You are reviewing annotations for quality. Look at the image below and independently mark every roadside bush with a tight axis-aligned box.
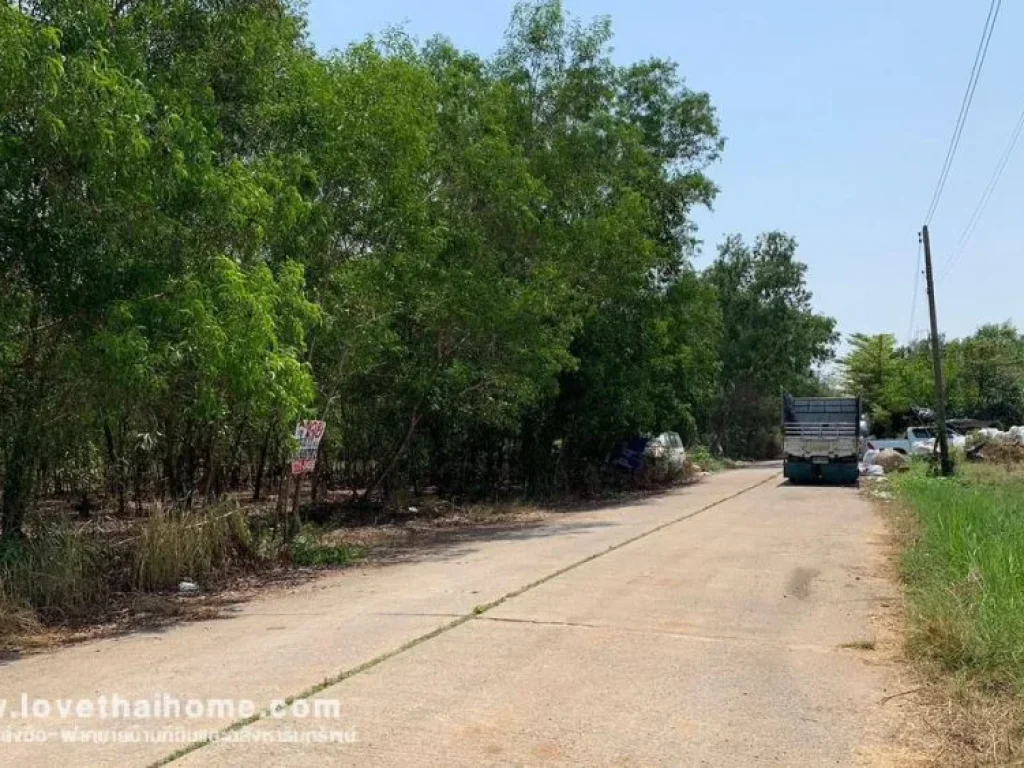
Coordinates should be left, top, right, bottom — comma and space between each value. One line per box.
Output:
0, 504, 265, 635
628, 458, 693, 490
687, 445, 724, 472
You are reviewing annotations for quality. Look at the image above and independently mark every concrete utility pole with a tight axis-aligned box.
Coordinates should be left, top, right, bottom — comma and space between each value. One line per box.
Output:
921, 225, 953, 476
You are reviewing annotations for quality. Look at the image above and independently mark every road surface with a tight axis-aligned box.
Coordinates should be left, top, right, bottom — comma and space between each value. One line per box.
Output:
1, 466, 919, 766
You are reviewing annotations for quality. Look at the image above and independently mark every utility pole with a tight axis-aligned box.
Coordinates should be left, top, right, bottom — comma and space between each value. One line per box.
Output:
921, 225, 952, 476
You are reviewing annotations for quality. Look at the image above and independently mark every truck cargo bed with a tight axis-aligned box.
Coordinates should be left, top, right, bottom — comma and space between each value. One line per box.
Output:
782, 394, 861, 484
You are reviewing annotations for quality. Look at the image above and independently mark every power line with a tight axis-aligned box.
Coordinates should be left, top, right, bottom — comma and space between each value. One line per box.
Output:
939, 103, 1024, 281
922, 0, 1002, 225
907, 237, 922, 345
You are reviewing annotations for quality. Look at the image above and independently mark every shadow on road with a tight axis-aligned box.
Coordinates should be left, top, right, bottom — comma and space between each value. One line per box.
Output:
776, 479, 861, 490
2, 475, 742, 657
367, 519, 621, 566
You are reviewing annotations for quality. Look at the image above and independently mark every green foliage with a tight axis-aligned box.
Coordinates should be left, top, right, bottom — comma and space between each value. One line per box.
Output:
687, 445, 725, 473
842, 334, 902, 428
703, 233, 838, 457
947, 323, 1024, 425
0, 0, 320, 532
0, 0, 837, 543
841, 323, 1024, 435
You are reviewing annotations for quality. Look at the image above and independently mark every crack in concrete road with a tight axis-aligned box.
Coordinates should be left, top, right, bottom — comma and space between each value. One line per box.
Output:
154, 471, 779, 766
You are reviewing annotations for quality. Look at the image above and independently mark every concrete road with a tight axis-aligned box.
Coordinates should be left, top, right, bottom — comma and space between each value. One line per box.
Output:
0, 467, 914, 766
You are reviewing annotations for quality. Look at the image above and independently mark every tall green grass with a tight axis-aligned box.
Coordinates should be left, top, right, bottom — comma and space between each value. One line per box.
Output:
895, 465, 1024, 689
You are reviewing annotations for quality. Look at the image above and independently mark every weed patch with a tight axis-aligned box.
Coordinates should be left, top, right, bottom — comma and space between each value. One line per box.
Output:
289, 526, 364, 568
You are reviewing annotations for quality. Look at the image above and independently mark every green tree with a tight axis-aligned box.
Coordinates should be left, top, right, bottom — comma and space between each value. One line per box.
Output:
705, 232, 838, 457
0, 0, 319, 539
0, 0, 845, 538
953, 323, 1024, 425
841, 333, 900, 428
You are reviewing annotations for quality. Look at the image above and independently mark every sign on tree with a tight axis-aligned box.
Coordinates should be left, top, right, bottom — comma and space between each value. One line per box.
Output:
290, 420, 326, 475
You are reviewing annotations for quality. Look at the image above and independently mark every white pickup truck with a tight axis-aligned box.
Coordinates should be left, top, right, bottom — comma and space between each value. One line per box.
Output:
865, 426, 966, 456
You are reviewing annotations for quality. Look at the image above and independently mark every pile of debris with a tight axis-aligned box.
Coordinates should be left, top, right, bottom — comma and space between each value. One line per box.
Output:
966, 427, 1024, 464
860, 448, 911, 477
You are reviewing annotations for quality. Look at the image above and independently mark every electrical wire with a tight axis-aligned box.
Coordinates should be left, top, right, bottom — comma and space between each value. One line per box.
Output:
939, 103, 1024, 281
922, 0, 1002, 225
907, 237, 923, 345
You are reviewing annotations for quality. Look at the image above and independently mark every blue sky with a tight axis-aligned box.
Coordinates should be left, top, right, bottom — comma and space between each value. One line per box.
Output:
305, 1, 1023, 343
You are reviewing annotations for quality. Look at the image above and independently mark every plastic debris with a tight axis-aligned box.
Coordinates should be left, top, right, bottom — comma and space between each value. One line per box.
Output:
967, 426, 1024, 463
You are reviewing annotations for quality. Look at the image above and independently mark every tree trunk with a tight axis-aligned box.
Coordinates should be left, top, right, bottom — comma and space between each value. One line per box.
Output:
310, 455, 323, 503
200, 435, 218, 502
1, 430, 35, 547
275, 464, 288, 517
363, 411, 421, 503
252, 428, 271, 501
103, 420, 126, 516
225, 422, 247, 494
290, 472, 303, 538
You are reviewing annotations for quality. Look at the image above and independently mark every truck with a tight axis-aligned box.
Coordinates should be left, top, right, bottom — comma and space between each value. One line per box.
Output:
864, 426, 966, 456
782, 394, 861, 484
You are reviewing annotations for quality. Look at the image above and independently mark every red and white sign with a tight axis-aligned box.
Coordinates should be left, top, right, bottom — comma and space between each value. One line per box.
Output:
290, 420, 326, 475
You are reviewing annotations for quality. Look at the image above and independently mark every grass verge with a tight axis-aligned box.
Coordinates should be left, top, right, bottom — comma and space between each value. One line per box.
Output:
894, 464, 1024, 686
891, 462, 1024, 762
133, 507, 258, 592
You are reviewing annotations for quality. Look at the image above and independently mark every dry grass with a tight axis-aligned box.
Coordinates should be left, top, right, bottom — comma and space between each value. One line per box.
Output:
132, 506, 258, 592
0, 598, 43, 649
926, 677, 1024, 766
0, 502, 267, 649
968, 441, 1024, 465
0, 525, 107, 619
